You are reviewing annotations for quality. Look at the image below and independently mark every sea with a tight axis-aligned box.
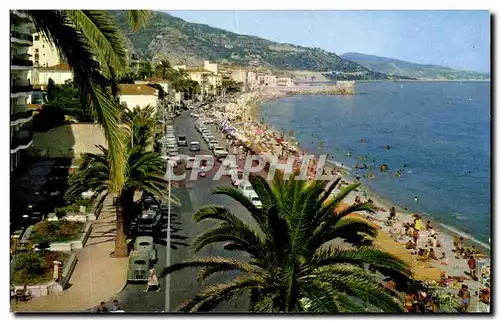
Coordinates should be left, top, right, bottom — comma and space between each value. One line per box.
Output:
260, 81, 491, 245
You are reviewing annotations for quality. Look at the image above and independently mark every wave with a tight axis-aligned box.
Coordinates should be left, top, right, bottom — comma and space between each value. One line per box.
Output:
439, 223, 490, 250
326, 159, 352, 171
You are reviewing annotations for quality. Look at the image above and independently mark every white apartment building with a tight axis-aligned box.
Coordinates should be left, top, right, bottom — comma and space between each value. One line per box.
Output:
29, 32, 61, 67
35, 63, 73, 85
10, 10, 35, 171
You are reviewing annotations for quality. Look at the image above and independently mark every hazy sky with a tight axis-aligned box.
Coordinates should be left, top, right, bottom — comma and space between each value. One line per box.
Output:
167, 10, 491, 73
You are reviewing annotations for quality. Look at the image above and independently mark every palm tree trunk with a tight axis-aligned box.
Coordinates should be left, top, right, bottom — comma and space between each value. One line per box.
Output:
113, 193, 128, 257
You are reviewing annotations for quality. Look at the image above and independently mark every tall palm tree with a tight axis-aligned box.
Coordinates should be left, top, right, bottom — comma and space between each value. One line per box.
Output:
160, 172, 410, 312
24, 10, 149, 193
66, 144, 179, 257
155, 59, 173, 80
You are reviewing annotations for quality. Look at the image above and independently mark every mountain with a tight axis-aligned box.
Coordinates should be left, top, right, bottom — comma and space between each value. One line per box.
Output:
108, 11, 412, 81
341, 52, 490, 81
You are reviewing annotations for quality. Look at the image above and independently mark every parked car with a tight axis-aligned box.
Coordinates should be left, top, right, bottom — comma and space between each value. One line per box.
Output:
250, 194, 263, 209
231, 169, 244, 187
134, 236, 157, 262
238, 181, 256, 199
189, 141, 200, 151
208, 139, 219, 151
136, 209, 162, 235
213, 146, 228, 158
177, 135, 187, 146
127, 251, 150, 282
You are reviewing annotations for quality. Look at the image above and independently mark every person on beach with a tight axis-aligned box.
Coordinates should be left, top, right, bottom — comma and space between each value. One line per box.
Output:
426, 220, 433, 230
440, 252, 448, 265
414, 217, 423, 231
458, 284, 471, 312
412, 228, 420, 245
429, 248, 439, 260
467, 256, 477, 279
388, 206, 396, 224
354, 195, 361, 204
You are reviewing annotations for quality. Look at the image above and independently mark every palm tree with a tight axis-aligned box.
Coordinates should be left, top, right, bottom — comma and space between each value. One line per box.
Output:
66, 143, 179, 257
154, 59, 173, 80
25, 9, 150, 194
122, 105, 161, 152
160, 172, 410, 312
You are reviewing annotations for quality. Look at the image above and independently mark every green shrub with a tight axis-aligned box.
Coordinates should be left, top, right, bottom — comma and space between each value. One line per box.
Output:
15, 252, 47, 276
37, 239, 51, 252
55, 208, 67, 220
30, 220, 85, 243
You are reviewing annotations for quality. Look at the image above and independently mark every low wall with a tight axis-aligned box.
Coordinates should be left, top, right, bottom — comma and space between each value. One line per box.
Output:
49, 222, 92, 252
12, 252, 78, 297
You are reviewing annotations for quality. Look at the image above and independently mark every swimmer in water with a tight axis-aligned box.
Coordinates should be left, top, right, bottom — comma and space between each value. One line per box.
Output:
414, 196, 419, 202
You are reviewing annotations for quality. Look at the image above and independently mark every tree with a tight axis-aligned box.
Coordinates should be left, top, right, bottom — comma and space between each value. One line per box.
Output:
154, 59, 173, 80
25, 9, 150, 195
66, 143, 179, 257
44, 81, 93, 122
137, 61, 153, 80
160, 172, 410, 312
122, 104, 161, 152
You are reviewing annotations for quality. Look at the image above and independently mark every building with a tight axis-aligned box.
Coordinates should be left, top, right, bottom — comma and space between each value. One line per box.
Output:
277, 76, 294, 87
118, 84, 159, 111
257, 74, 278, 87
10, 10, 35, 171
29, 32, 61, 67
135, 78, 175, 105
33, 63, 73, 85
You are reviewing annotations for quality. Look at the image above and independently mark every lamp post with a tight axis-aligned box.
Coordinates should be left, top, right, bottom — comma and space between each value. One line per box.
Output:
165, 159, 172, 312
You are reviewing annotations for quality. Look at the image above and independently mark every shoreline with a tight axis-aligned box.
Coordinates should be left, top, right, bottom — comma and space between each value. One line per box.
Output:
252, 90, 490, 254
212, 90, 490, 306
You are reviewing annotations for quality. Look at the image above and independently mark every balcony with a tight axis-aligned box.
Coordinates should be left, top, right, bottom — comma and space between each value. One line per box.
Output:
11, 132, 34, 154
10, 31, 33, 45
11, 10, 30, 20
10, 110, 33, 126
11, 55, 33, 69
11, 81, 33, 94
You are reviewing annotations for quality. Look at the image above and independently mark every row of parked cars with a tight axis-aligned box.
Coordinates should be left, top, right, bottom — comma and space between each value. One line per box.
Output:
195, 121, 228, 161
128, 191, 174, 282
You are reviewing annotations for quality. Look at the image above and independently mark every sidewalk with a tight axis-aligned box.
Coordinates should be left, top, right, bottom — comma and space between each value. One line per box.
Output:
12, 197, 128, 312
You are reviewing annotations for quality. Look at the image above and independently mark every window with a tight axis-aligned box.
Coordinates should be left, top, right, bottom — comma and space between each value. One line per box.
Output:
35, 48, 39, 53
34, 35, 39, 41
42, 45, 44, 48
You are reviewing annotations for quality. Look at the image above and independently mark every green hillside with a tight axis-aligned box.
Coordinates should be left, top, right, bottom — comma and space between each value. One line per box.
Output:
108, 10, 412, 80
341, 52, 490, 81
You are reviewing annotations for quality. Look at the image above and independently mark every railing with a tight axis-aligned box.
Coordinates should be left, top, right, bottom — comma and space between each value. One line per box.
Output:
11, 133, 34, 151
10, 110, 33, 122
10, 31, 33, 43
11, 57, 33, 67
11, 84, 33, 93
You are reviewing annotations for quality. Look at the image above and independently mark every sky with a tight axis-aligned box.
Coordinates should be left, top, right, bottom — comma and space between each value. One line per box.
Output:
167, 10, 491, 73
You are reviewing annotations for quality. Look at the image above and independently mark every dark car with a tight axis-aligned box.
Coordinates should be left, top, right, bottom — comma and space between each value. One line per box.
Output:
136, 209, 162, 235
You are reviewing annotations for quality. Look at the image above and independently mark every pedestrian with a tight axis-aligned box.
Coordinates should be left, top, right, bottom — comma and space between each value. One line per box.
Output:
110, 299, 122, 312
468, 256, 477, 279
143, 264, 161, 293
95, 301, 108, 313
458, 284, 471, 312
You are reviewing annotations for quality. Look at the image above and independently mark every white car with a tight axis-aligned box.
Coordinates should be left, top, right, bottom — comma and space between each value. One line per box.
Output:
204, 135, 215, 143
250, 195, 263, 209
189, 141, 200, 151
162, 156, 178, 168
238, 181, 255, 199
230, 169, 244, 186
213, 146, 228, 158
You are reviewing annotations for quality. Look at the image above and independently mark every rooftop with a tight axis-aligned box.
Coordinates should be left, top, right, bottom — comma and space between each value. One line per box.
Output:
185, 67, 213, 74
118, 84, 157, 96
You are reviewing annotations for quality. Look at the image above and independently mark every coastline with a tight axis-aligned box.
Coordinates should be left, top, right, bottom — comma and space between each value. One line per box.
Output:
252, 89, 490, 254
213, 89, 490, 309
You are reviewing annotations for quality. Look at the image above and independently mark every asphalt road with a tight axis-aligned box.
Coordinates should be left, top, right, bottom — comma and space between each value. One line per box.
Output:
113, 110, 254, 312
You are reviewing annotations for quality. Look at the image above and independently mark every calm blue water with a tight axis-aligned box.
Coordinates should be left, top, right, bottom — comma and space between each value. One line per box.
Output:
261, 82, 491, 244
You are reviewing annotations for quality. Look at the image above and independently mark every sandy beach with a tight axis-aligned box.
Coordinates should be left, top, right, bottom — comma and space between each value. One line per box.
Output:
208, 90, 491, 312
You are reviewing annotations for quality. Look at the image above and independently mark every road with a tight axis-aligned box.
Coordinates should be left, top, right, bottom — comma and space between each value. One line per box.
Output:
113, 110, 254, 312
